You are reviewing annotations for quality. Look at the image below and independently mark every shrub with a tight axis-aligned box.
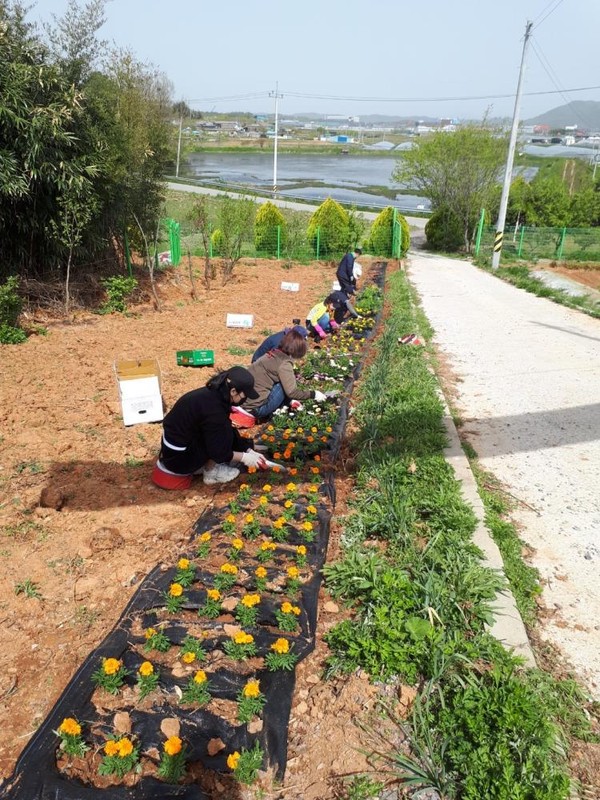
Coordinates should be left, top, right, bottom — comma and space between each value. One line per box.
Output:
211, 228, 224, 255
307, 198, 349, 256
367, 207, 410, 257
99, 276, 138, 314
425, 206, 464, 252
255, 202, 287, 255
0, 276, 26, 344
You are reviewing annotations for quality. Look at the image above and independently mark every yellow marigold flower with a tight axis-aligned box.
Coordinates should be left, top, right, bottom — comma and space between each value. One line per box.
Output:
199, 532, 211, 542
267, 425, 274, 432
232, 538, 244, 550
234, 631, 254, 645
245, 514, 254, 523
296, 545, 307, 556
177, 558, 190, 570
164, 736, 182, 756
207, 588, 221, 601
284, 499, 293, 509
255, 566, 267, 578
240, 483, 249, 491
243, 679, 261, 698
271, 638, 290, 654
258, 495, 268, 506
302, 521, 313, 532
292, 605, 301, 615
104, 740, 120, 757
326, 426, 332, 433
307, 505, 317, 515
59, 718, 81, 737
287, 566, 299, 579
145, 628, 156, 640
286, 482, 297, 492
182, 651, 196, 664
308, 485, 318, 493
281, 601, 293, 614
242, 593, 261, 607
103, 658, 122, 675
284, 428, 291, 435
311, 426, 318, 433
310, 466, 320, 474
221, 563, 238, 575
297, 427, 304, 433
260, 540, 273, 551
169, 583, 184, 597
262, 484, 272, 493
117, 738, 134, 758
226, 514, 236, 524
139, 661, 154, 676
273, 518, 285, 529
227, 751, 240, 770
194, 670, 207, 684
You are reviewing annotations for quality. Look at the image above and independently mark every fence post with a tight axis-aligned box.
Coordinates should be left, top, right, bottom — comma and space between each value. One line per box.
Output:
474, 208, 485, 256
277, 225, 281, 259
316, 227, 320, 260
518, 225, 526, 258
556, 227, 567, 260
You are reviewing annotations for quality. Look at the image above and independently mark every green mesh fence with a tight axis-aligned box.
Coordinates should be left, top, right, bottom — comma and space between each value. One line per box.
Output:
477, 225, 600, 262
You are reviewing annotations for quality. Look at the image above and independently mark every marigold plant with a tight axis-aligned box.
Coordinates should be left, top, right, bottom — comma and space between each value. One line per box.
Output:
174, 558, 196, 587
144, 627, 171, 653
275, 602, 301, 632
180, 635, 207, 662
55, 717, 88, 757
235, 593, 261, 628
237, 678, 266, 723
214, 562, 238, 591
254, 565, 268, 592
196, 531, 212, 559
199, 587, 222, 619
227, 741, 264, 785
164, 582, 186, 613
92, 657, 128, 694
224, 631, 257, 661
137, 661, 159, 699
157, 735, 186, 783
98, 736, 139, 778
180, 669, 211, 706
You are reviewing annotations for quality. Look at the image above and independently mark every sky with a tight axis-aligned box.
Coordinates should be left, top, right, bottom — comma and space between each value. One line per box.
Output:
26, 0, 600, 125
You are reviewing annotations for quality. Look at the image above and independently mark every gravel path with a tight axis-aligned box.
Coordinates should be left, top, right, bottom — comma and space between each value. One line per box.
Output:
407, 252, 600, 698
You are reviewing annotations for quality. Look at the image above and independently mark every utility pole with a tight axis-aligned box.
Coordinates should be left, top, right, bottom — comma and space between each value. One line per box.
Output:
269, 82, 283, 195
492, 21, 533, 269
175, 102, 184, 179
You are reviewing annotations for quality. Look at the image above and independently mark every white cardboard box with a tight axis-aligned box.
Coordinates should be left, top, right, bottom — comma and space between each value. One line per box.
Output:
281, 281, 300, 292
115, 358, 163, 426
226, 313, 254, 328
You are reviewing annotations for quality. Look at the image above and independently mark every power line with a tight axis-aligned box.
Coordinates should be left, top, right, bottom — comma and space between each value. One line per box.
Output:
283, 85, 600, 103
532, 0, 567, 29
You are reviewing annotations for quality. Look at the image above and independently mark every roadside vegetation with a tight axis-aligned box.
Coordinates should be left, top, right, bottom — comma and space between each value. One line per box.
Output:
326, 269, 599, 798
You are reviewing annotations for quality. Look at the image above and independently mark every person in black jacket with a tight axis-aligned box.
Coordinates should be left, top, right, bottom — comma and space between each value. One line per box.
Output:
336, 247, 362, 295
153, 367, 266, 487
251, 324, 308, 363
327, 290, 361, 325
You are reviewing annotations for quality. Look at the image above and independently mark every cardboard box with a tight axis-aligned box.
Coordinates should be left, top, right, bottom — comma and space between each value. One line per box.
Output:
176, 349, 214, 367
115, 358, 163, 426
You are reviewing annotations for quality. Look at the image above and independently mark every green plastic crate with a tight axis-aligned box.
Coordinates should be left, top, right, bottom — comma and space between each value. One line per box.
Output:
176, 349, 215, 367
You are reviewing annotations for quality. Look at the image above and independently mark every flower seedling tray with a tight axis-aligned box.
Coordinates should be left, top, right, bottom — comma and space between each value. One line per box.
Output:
176, 349, 215, 367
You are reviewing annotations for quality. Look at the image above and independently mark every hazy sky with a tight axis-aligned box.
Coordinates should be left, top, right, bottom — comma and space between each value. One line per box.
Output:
27, 0, 600, 124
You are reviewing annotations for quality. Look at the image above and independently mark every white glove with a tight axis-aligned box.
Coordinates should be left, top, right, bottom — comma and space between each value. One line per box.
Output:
241, 450, 267, 468
314, 390, 327, 403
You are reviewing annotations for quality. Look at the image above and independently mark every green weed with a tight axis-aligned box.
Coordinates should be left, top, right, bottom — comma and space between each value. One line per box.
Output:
14, 579, 42, 599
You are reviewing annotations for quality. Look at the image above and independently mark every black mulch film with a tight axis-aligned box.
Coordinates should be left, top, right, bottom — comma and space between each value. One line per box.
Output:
1, 263, 387, 800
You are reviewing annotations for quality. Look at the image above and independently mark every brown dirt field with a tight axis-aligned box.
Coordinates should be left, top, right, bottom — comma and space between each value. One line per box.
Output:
0, 257, 394, 798
545, 263, 600, 291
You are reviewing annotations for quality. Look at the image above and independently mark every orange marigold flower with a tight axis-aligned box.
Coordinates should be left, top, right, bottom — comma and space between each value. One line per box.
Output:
242, 593, 261, 607
255, 566, 267, 578
287, 566, 299, 579
232, 538, 244, 550
103, 658, 122, 675
164, 736, 182, 756
307, 435, 314, 443
288, 468, 298, 475
273, 451, 281, 459
221, 563, 238, 575
104, 740, 120, 757
267, 425, 274, 432
243, 679, 261, 698
314, 455, 321, 462
281, 601, 293, 614
182, 651, 196, 664
58, 718, 81, 737
310, 466, 320, 474
273, 465, 281, 472
227, 751, 240, 770
296, 545, 307, 556
261, 434, 268, 440
139, 661, 154, 676
248, 466, 257, 473
271, 638, 290, 654
117, 738, 133, 758
207, 588, 221, 601
321, 436, 328, 442
268, 436, 275, 443
177, 558, 190, 570
169, 583, 184, 597
194, 670, 207, 684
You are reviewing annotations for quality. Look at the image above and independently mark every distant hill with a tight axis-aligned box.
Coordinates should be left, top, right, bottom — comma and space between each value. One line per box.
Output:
525, 101, 600, 131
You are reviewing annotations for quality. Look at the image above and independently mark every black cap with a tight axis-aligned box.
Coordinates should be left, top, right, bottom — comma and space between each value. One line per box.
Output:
226, 366, 259, 399
355, 247, 362, 254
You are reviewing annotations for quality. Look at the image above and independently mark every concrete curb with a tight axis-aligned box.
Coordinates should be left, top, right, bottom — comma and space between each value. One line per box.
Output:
439, 394, 536, 667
